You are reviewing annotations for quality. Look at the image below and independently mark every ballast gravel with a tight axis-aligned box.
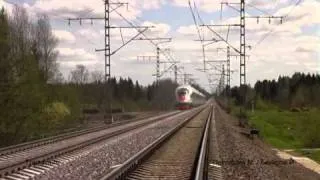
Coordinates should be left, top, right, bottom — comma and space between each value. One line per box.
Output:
214, 104, 320, 180
37, 110, 195, 180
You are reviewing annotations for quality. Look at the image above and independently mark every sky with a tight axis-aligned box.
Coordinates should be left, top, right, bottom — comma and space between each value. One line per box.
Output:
0, 0, 319, 92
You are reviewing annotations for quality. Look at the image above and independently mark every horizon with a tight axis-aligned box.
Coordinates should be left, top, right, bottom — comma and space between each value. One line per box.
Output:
0, 0, 319, 92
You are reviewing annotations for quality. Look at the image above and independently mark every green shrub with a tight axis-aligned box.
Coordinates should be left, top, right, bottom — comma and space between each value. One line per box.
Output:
43, 102, 71, 126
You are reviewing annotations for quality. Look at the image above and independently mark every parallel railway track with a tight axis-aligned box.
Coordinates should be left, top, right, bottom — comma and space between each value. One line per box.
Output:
0, 112, 164, 157
101, 104, 215, 180
0, 111, 185, 178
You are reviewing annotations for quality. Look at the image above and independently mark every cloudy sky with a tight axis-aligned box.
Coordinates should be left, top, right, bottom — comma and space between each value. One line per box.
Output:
1, 0, 319, 91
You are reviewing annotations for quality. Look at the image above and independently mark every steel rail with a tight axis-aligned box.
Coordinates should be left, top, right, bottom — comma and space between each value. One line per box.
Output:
0, 111, 176, 157
100, 105, 208, 180
0, 111, 183, 177
195, 107, 212, 180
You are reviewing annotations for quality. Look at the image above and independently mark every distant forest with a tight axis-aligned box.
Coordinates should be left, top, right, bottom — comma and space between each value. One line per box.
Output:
0, 6, 201, 146
0, 5, 211, 147
64, 66, 180, 112
230, 72, 320, 109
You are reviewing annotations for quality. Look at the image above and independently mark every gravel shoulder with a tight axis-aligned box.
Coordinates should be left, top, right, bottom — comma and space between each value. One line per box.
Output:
125, 108, 210, 179
214, 104, 320, 180
37, 109, 198, 180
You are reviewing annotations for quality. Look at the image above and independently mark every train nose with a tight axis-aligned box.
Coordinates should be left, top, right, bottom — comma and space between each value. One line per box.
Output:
179, 95, 185, 101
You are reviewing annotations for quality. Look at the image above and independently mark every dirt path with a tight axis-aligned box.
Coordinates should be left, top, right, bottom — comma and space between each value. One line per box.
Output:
276, 149, 320, 174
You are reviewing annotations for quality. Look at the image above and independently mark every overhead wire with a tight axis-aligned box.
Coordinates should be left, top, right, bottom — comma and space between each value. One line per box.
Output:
192, 1, 226, 88
110, 1, 182, 79
246, 3, 271, 15
123, 2, 194, 78
112, 1, 177, 63
189, 1, 203, 43
189, 1, 215, 86
250, 0, 303, 52
188, 0, 206, 76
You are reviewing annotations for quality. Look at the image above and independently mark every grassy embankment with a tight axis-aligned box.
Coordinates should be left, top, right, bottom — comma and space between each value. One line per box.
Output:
230, 99, 320, 163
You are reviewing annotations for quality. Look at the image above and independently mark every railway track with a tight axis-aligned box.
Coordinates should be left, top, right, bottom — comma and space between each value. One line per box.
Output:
0, 110, 186, 178
0, 111, 163, 157
207, 106, 224, 180
101, 104, 214, 180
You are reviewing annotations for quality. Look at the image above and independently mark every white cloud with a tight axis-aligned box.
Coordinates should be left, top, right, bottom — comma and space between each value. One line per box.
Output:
142, 21, 171, 36
77, 29, 99, 39
171, 39, 202, 51
276, 0, 320, 24
53, 30, 76, 42
247, 0, 291, 10
26, 0, 138, 20
26, 0, 166, 21
177, 25, 197, 35
57, 47, 97, 62
97, 21, 171, 41
172, 0, 221, 13
4, 0, 318, 89
140, 0, 167, 9
171, 0, 291, 13
174, 1, 320, 86
0, 0, 14, 15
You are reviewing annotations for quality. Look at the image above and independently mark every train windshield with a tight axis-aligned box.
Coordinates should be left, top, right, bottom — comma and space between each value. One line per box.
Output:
177, 88, 189, 96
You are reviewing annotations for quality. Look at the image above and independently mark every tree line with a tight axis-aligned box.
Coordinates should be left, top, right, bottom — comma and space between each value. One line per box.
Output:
64, 64, 180, 111
229, 72, 320, 109
0, 6, 184, 146
0, 6, 67, 146
226, 73, 320, 148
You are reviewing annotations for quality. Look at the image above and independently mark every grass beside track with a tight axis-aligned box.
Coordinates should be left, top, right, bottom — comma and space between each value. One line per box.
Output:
247, 109, 320, 149
296, 149, 320, 163
227, 99, 320, 163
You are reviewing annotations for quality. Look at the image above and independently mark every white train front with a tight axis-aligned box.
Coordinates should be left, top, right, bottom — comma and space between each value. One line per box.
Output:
175, 85, 207, 110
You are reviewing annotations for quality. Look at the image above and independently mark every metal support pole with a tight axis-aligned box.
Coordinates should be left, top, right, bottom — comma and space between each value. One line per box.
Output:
227, 46, 231, 106
240, 0, 247, 114
222, 64, 226, 97
67, 1, 154, 123
227, 46, 231, 96
174, 65, 178, 83
240, 0, 246, 87
156, 47, 160, 84
104, 0, 113, 122
105, 0, 111, 80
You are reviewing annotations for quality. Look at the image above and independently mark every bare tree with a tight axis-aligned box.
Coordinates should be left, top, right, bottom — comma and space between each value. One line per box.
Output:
90, 70, 104, 84
49, 70, 65, 84
8, 6, 59, 83
69, 64, 89, 85
32, 14, 59, 82
8, 5, 32, 77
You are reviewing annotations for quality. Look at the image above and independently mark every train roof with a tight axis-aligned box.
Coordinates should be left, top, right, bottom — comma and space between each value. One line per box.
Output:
176, 84, 205, 97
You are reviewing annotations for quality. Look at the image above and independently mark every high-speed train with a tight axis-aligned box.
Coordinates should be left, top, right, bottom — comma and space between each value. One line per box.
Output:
175, 84, 207, 110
